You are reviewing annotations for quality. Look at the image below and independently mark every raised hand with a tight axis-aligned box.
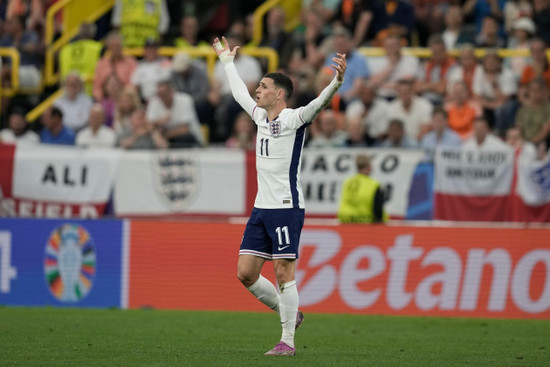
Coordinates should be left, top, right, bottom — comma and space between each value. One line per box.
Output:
212, 36, 239, 57
331, 53, 347, 82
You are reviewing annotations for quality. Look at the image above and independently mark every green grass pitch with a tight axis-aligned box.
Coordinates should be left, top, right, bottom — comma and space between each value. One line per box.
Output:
1, 307, 549, 366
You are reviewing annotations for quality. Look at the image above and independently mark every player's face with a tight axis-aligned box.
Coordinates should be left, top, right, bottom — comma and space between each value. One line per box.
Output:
255, 78, 279, 108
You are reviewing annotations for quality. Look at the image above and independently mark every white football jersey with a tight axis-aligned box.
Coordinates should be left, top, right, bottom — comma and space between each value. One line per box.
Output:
251, 106, 309, 209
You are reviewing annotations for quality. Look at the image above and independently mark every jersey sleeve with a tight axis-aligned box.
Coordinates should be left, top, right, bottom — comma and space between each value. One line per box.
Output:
299, 76, 342, 124
223, 62, 258, 117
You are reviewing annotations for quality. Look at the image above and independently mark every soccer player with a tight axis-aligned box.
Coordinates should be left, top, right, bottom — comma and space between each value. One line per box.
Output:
212, 36, 347, 356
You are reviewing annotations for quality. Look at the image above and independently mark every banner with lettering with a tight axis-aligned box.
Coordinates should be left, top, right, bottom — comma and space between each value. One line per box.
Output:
301, 149, 424, 218
113, 149, 246, 215
1, 144, 120, 218
128, 221, 550, 319
434, 146, 550, 222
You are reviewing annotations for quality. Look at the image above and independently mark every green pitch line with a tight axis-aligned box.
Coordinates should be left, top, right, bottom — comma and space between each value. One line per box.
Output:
0, 307, 548, 366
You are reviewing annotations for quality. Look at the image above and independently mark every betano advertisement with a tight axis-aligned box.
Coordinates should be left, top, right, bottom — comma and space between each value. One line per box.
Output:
128, 221, 550, 319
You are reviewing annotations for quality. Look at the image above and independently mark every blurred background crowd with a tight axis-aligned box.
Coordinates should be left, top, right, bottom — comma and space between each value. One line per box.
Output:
0, 0, 549, 162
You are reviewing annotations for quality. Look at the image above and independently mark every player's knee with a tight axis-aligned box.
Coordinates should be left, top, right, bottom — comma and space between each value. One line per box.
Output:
237, 267, 257, 288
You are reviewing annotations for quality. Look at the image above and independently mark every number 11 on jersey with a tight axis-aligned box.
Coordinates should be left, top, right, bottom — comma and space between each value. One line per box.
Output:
260, 138, 269, 156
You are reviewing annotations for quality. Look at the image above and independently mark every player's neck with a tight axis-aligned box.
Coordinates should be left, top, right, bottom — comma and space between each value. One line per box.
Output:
266, 102, 286, 121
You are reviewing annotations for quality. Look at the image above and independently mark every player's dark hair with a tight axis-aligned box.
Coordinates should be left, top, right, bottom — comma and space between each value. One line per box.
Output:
264, 72, 293, 101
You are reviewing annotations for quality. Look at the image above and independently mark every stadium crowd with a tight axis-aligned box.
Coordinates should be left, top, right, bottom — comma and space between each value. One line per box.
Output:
0, 0, 549, 162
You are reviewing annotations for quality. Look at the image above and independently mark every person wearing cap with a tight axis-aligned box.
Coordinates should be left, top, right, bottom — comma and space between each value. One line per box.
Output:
323, 25, 369, 102
111, 0, 169, 48
506, 17, 536, 77
130, 37, 171, 101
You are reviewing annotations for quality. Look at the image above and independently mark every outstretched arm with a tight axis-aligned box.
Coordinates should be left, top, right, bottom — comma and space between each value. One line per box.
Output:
300, 53, 347, 123
212, 36, 257, 116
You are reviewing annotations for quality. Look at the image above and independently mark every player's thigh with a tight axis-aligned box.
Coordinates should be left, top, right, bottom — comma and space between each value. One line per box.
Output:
237, 254, 266, 284
239, 208, 272, 259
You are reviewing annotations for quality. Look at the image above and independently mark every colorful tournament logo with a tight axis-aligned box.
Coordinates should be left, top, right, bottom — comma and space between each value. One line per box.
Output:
152, 151, 199, 211
44, 224, 96, 302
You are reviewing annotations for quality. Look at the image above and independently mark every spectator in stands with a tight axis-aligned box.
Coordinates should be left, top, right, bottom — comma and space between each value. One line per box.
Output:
225, 111, 256, 150
421, 107, 462, 161
75, 104, 116, 148
113, 86, 141, 134
0, 108, 38, 144
475, 15, 506, 48
302, 0, 341, 24
99, 74, 123, 128
462, 0, 506, 34
307, 110, 348, 148
6, 0, 44, 31
371, 0, 415, 45
40, 106, 75, 146
130, 37, 171, 101
337, 154, 386, 223
368, 34, 420, 99
212, 32, 262, 140
505, 126, 539, 161
260, 6, 296, 69
416, 35, 455, 105
445, 80, 482, 139
59, 23, 102, 94
289, 8, 330, 73
506, 17, 536, 77
473, 52, 519, 136
378, 118, 418, 149
447, 44, 482, 96
463, 116, 508, 150
147, 80, 204, 148
504, 0, 534, 34
519, 38, 550, 104
53, 72, 93, 132
514, 77, 550, 144
345, 81, 390, 144
118, 108, 168, 150
413, 0, 447, 47
0, 15, 40, 88
387, 78, 433, 141
344, 116, 369, 147
332, 0, 373, 47
323, 26, 369, 102
533, 0, 550, 45
93, 32, 137, 101
111, 0, 169, 48
171, 51, 215, 128
441, 4, 476, 50
175, 15, 209, 49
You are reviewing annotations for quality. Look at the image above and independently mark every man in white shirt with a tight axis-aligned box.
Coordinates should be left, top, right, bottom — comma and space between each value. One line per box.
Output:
345, 81, 390, 142
75, 104, 117, 148
463, 116, 508, 151
53, 72, 93, 132
0, 109, 39, 144
130, 38, 172, 101
368, 34, 420, 99
387, 78, 433, 141
213, 36, 346, 356
146, 80, 204, 147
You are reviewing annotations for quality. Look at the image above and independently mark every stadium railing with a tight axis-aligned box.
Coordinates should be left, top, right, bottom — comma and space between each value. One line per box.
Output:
0, 47, 20, 98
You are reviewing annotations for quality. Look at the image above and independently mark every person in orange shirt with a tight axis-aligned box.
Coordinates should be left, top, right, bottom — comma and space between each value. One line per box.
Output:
445, 80, 482, 139
519, 38, 550, 104
92, 31, 137, 101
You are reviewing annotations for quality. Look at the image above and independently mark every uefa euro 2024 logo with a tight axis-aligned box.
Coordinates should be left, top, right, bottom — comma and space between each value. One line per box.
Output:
44, 224, 96, 302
